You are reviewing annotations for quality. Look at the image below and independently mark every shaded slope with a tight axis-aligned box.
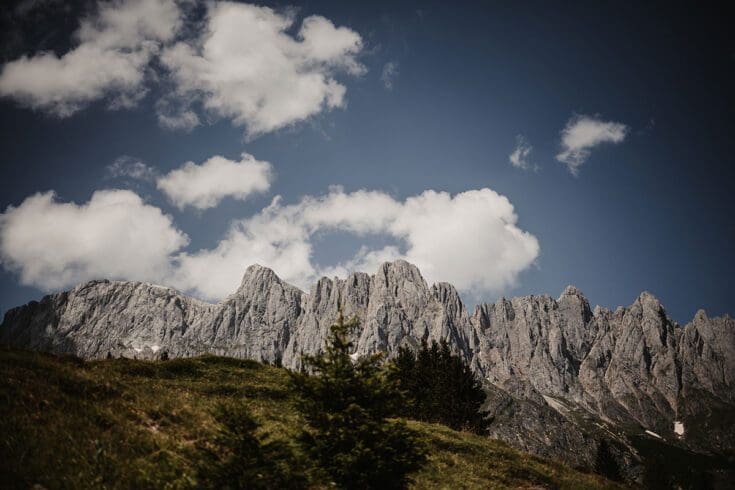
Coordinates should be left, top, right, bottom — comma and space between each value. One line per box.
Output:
0, 347, 619, 489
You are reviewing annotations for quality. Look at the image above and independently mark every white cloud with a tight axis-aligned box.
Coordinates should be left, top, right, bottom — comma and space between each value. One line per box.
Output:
0, 190, 188, 290
1, 186, 539, 302
0, 0, 181, 116
0, 1, 364, 138
160, 2, 364, 138
392, 189, 539, 292
171, 187, 539, 300
157, 153, 273, 210
556, 114, 628, 175
381, 61, 398, 90
156, 99, 200, 131
509, 135, 533, 170
106, 155, 158, 182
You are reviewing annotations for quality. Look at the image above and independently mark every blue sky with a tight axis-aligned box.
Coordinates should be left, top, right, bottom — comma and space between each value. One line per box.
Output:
0, 0, 733, 323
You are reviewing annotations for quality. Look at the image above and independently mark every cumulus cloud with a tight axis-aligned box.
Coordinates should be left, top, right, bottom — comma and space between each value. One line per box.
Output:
0, 1, 364, 138
159, 2, 364, 138
156, 153, 273, 210
0, 0, 181, 116
556, 114, 628, 175
1, 186, 539, 302
381, 61, 398, 90
509, 135, 533, 170
0, 190, 188, 290
106, 155, 158, 182
170, 187, 539, 300
155, 97, 200, 131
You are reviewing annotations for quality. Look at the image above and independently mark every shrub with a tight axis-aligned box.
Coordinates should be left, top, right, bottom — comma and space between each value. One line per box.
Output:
291, 313, 426, 489
197, 400, 307, 489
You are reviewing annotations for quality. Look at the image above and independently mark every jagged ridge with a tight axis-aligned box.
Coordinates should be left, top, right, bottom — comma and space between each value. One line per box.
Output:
1, 259, 733, 484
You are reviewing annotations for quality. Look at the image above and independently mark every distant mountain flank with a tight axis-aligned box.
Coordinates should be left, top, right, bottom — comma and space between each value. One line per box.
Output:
2, 260, 734, 486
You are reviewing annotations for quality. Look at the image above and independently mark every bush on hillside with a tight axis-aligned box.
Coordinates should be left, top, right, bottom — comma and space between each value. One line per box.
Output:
290, 313, 426, 489
197, 400, 307, 489
391, 340, 489, 434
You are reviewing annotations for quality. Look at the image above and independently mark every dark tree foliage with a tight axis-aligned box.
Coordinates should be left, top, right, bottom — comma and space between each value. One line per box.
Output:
290, 313, 426, 490
595, 439, 622, 482
391, 340, 489, 434
197, 401, 307, 489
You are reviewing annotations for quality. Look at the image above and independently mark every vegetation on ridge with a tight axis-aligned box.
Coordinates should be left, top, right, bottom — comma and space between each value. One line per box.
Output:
0, 344, 621, 489
391, 340, 490, 434
291, 313, 426, 488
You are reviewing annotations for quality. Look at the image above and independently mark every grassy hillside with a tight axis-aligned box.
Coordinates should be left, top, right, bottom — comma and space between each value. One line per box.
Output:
0, 347, 621, 489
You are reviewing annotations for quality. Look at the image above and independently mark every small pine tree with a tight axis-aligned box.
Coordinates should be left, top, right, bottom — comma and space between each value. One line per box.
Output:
392, 340, 489, 434
197, 400, 307, 489
291, 312, 426, 489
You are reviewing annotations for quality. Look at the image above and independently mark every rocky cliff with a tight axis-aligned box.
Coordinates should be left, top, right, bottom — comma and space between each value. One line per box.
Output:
2, 260, 733, 484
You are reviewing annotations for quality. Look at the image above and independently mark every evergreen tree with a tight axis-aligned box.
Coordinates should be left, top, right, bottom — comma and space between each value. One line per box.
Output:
595, 439, 622, 482
391, 340, 489, 434
291, 312, 426, 489
197, 400, 307, 489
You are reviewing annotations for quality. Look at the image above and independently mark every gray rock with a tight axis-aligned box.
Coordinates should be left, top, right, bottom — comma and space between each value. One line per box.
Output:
0, 264, 303, 364
585, 292, 681, 432
679, 310, 735, 404
482, 379, 644, 483
676, 310, 735, 455
282, 260, 472, 369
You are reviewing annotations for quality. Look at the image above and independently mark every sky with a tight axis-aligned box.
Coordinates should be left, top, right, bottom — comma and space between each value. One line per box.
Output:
0, 0, 733, 324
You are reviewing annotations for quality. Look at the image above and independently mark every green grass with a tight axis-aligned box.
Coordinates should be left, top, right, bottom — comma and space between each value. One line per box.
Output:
0, 346, 621, 489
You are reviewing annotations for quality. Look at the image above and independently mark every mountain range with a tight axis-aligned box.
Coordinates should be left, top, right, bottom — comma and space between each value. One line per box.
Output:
2, 260, 733, 486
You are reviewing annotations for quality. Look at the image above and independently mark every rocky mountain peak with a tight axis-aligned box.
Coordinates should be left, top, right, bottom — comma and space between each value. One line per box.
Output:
592, 305, 609, 317
693, 308, 709, 322
431, 282, 462, 304
376, 260, 427, 288
557, 285, 592, 324
635, 290, 662, 307
238, 263, 278, 286
560, 284, 585, 298
624, 290, 671, 326
233, 263, 305, 301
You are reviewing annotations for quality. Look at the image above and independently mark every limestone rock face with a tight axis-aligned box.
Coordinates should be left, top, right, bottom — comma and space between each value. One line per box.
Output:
676, 310, 735, 454
586, 292, 681, 432
467, 287, 698, 434
0, 264, 304, 364
208, 264, 305, 363
282, 260, 472, 369
1, 280, 213, 360
481, 379, 645, 483
282, 271, 373, 369
679, 310, 735, 404
2, 259, 734, 478
469, 290, 594, 401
